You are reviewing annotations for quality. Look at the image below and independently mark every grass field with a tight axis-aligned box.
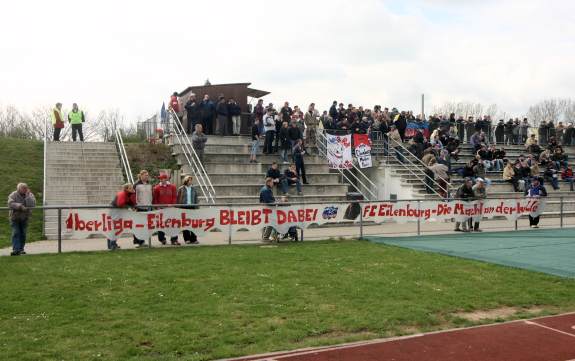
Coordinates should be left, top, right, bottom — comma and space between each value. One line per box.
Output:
0, 137, 44, 248
1, 240, 575, 361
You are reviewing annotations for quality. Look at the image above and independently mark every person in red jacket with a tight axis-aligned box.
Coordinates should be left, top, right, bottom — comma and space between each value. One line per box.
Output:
107, 184, 137, 250
153, 173, 181, 245
170, 91, 182, 120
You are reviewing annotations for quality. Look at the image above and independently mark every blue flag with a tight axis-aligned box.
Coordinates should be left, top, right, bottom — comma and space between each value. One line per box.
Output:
160, 102, 167, 123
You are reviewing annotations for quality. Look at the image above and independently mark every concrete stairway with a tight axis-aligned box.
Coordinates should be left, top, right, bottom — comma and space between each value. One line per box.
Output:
44, 142, 124, 239
172, 136, 351, 204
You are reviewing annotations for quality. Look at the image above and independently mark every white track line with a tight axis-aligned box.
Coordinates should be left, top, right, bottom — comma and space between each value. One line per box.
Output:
524, 320, 575, 339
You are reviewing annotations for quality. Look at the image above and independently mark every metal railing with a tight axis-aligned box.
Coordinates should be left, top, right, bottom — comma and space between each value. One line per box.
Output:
166, 109, 216, 204
114, 124, 135, 185
4, 195, 575, 254
316, 129, 378, 200
385, 136, 452, 199
42, 116, 48, 237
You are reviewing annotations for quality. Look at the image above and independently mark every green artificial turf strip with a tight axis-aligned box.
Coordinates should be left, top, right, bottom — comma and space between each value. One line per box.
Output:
1, 240, 575, 360
0, 137, 44, 248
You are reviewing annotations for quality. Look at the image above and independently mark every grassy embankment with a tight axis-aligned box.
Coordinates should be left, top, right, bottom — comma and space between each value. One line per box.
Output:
0, 137, 43, 248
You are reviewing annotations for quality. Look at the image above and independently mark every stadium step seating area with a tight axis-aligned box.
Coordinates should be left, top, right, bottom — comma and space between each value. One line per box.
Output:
43, 142, 125, 240
171, 136, 352, 204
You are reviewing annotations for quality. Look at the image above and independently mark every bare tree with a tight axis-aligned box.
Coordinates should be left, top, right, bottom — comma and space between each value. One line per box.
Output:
89, 109, 123, 142
527, 98, 569, 126
432, 101, 502, 120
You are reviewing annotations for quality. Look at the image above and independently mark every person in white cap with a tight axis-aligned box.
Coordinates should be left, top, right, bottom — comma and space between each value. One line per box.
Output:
471, 178, 487, 232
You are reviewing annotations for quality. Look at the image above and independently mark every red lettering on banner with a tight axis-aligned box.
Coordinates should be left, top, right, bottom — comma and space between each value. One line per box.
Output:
147, 213, 156, 229
277, 210, 286, 224
263, 208, 272, 223
250, 210, 260, 225
66, 213, 73, 230
182, 212, 192, 227
437, 203, 451, 216
454, 203, 464, 214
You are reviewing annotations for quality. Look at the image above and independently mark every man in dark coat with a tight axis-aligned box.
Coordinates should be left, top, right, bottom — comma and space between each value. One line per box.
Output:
184, 94, 201, 134
199, 94, 215, 135
215, 95, 229, 136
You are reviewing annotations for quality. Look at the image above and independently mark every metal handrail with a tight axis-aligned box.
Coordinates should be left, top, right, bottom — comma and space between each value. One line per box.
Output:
10, 195, 566, 210
167, 109, 216, 204
386, 136, 451, 198
316, 129, 378, 200
167, 110, 214, 204
42, 114, 48, 237
114, 125, 134, 185
169, 110, 215, 197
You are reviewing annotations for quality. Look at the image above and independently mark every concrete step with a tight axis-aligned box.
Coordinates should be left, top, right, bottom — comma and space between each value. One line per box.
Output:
173, 143, 320, 155
177, 153, 326, 164
210, 183, 349, 197
189, 163, 331, 174
192, 173, 340, 185
44, 185, 122, 192
171, 136, 251, 146
199, 194, 350, 204
46, 176, 124, 183
47, 155, 120, 161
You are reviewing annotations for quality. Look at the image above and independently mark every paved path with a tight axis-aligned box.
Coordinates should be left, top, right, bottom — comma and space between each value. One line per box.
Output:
2, 216, 575, 256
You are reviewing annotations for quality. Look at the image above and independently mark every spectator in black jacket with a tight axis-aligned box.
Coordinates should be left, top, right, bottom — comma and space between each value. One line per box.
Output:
184, 94, 201, 134
293, 139, 308, 184
278, 122, 291, 164
329, 101, 338, 121
454, 178, 475, 232
266, 162, 286, 193
288, 121, 302, 150
250, 119, 261, 163
394, 112, 407, 141
284, 163, 303, 195
228, 98, 242, 135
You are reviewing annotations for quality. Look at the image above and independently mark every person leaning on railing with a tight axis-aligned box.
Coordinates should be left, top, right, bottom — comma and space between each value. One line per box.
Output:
259, 177, 276, 241
454, 178, 475, 232
177, 175, 199, 244
132, 170, 153, 248
525, 177, 547, 229
153, 174, 181, 246
106, 183, 136, 251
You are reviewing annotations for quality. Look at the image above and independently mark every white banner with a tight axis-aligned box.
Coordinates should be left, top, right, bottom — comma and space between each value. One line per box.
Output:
327, 134, 353, 169
64, 199, 546, 239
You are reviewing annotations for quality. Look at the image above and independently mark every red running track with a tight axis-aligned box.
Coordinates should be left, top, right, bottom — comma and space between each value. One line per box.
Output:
227, 313, 575, 361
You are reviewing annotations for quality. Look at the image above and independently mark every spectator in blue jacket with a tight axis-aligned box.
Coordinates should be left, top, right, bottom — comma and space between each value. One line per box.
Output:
259, 177, 275, 241
200, 94, 215, 135
259, 177, 276, 204
525, 177, 547, 228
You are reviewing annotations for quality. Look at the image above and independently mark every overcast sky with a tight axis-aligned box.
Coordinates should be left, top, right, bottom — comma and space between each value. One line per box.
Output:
1, 0, 573, 122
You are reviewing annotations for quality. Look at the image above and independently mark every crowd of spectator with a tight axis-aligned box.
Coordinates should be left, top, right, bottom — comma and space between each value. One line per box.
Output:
168, 91, 575, 199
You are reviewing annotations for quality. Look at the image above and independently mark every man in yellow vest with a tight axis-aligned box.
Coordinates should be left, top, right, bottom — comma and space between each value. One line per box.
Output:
51, 103, 64, 141
68, 103, 85, 142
